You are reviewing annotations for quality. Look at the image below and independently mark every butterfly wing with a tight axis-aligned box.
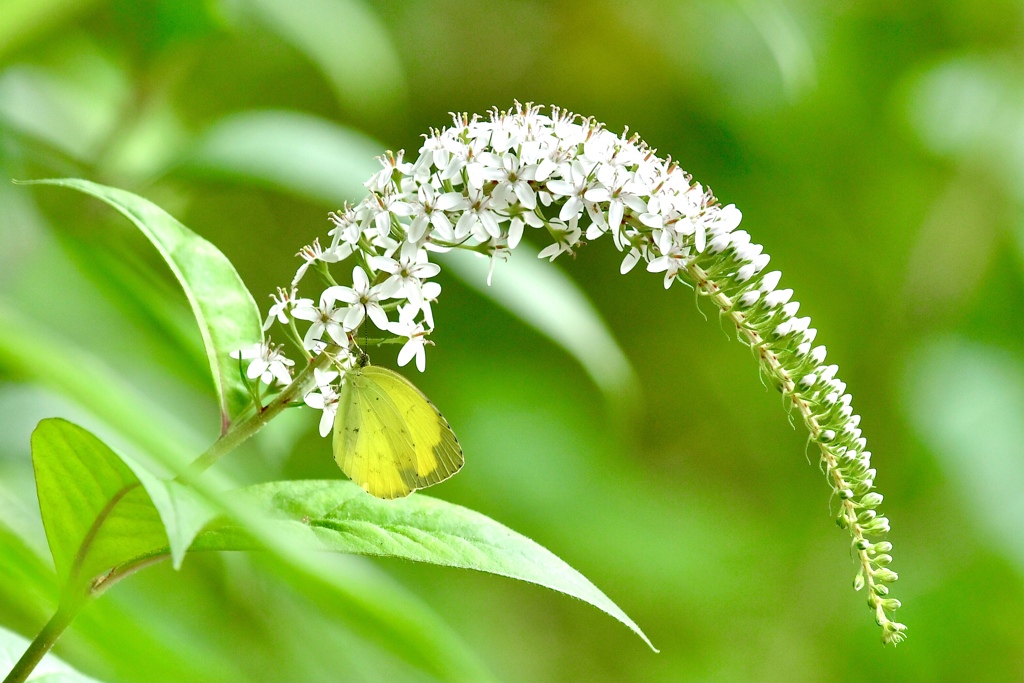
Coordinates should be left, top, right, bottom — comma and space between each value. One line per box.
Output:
360, 366, 464, 491
334, 370, 419, 499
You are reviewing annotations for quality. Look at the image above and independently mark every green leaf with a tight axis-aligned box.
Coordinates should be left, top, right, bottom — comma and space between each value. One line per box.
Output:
31, 418, 212, 591
184, 110, 385, 206
19, 179, 263, 425
905, 337, 1024, 571
231, 0, 406, 120
0, 623, 102, 683
439, 246, 640, 411
195, 480, 656, 651
0, 38, 129, 163
0, 519, 58, 627
0, 0, 97, 61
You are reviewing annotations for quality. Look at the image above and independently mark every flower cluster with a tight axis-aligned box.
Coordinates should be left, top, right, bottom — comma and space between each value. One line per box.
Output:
234, 103, 905, 642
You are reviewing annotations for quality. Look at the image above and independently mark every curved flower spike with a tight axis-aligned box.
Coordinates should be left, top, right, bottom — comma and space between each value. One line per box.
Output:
247, 103, 905, 644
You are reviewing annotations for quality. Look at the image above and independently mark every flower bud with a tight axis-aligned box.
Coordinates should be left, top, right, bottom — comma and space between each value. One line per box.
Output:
810, 345, 827, 363
759, 270, 782, 292
874, 568, 898, 584
738, 290, 760, 307
764, 288, 793, 308
856, 477, 874, 491
880, 598, 902, 612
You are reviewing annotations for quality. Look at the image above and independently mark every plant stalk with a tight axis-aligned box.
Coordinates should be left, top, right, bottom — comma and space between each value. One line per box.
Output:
183, 347, 337, 478
2, 606, 78, 683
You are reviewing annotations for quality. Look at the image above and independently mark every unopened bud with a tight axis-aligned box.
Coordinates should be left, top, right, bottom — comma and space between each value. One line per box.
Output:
860, 492, 883, 509
874, 568, 899, 583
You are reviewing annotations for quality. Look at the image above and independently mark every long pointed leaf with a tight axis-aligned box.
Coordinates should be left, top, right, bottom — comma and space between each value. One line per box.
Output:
195, 480, 656, 651
19, 178, 263, 425
30, 419, 211, 590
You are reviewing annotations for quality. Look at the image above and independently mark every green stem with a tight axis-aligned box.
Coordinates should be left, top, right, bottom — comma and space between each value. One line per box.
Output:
183, 348, 337, 477
2, 606, 79, 683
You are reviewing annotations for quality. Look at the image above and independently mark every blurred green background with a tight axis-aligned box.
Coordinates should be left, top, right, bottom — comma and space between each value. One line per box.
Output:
2, 0, 1023, 680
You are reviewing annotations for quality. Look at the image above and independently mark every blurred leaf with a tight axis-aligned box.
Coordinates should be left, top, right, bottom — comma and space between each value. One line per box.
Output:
0, 304, 206, 466
21, 179, 263, 425
31, 418, 211, 591
182, 111, 638, 406
184, 110, 384, 205
905, 337, 1024, 572
0, 0, 98, 63
0, 623, 102, 683
907, 57, 1009, 159
736, 0, 816, 101
440, 247, 639, 409
0, 520, 57, 629
194, 479, 655, 650
96, 96, 189, 182
231, 0, 407, 119
56, 233, 211, 396
0, 37, 128, 162
907, 56, 1024, 199
900, 171, 1000, 321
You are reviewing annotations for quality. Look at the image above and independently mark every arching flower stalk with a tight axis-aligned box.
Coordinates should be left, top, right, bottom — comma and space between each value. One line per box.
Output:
235, 103, 906, 643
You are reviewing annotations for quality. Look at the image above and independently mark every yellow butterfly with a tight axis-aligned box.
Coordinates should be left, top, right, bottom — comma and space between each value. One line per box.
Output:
334, 361, 463, 499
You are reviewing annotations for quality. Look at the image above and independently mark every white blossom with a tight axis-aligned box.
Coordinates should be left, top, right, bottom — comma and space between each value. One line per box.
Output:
387, 318, 429, 372
230, 340, 294, 386
303, 368, 341, 437
322, 266, 390, 331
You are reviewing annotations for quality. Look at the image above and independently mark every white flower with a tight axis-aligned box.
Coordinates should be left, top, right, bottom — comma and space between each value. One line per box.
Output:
408, 183, 468, 242
292, 238, 343, 286
585, 165, 648, 233
418, 280, 442, 328
487, 153, 538, 209
366, 151, 413, 193
545, 160, 592, 222
263, 287, 305, 331
455, 188, 508, 241
230, 340, 294, 386
369, 253, 442, 307
369, 190, 415, 239
387, 318, 429, 372
619, 247, 643, 274
291, 292, 351, 349
646, 239, 691, 288
322, 266, 390, 331
303, 368, 341, 437
328, 205, 363, 251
